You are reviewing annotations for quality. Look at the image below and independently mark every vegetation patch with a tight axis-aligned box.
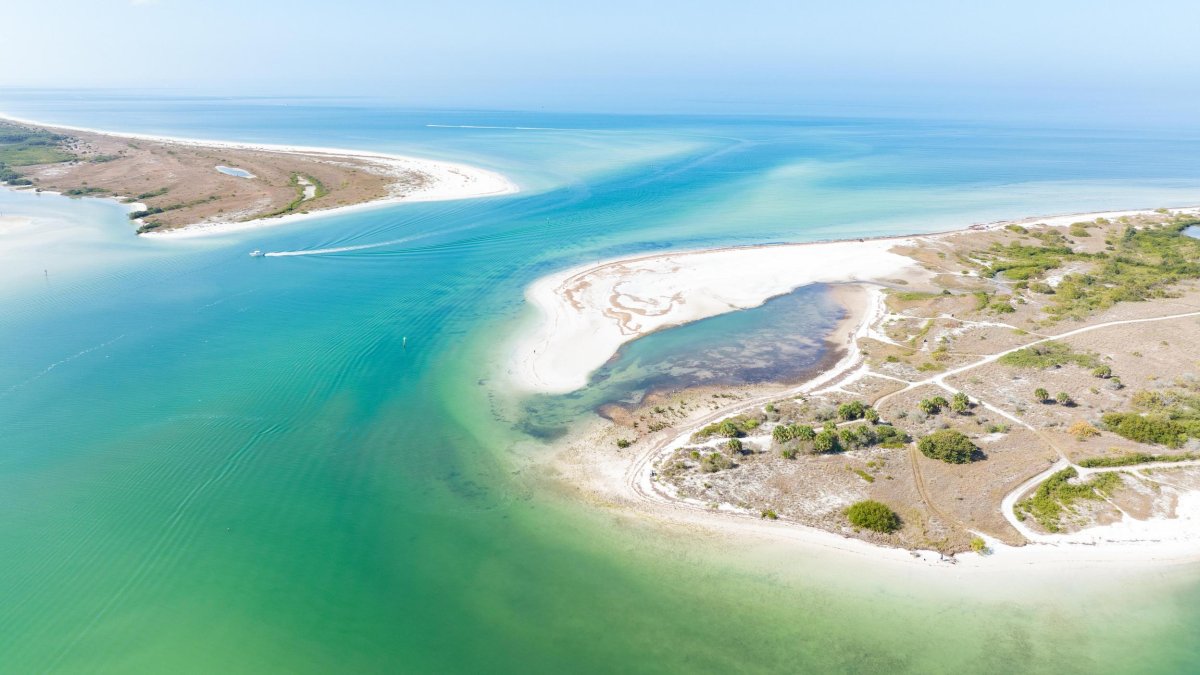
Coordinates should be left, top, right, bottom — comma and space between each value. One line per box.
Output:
0, 123, 74, 166
999, 341, 1101, 370
1100, 413, 1189, 448
846, 500, 900, 533
694, 414, 763, 441
1078, 451, 1200, 468
1014, 467, 1121, 532
917, 429, 981, 464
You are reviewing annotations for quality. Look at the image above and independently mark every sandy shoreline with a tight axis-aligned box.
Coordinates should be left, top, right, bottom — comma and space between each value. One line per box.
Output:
0, 112, 519, 238
528, 203, 1200, 572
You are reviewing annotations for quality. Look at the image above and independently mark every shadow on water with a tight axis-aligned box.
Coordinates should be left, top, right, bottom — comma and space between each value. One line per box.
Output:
519, 284, 844, 436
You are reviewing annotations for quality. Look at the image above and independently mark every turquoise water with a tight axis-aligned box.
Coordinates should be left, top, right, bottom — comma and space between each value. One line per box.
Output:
4, 93, 1200, 672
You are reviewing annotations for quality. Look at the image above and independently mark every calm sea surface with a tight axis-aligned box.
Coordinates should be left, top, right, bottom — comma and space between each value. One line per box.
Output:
3, 93, 1200, 672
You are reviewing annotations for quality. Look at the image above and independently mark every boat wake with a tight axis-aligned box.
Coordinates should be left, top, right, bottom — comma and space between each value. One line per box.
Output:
262, 235, 419, 257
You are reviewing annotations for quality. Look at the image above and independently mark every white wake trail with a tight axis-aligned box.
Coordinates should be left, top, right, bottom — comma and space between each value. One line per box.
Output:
263, 235, 419, 257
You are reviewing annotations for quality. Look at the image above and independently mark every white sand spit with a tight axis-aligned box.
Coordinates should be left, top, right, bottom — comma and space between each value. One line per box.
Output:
511, 238, 923, 393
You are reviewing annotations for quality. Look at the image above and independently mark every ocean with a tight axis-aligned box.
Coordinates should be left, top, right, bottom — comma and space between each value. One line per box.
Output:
3, 92, 1200, 672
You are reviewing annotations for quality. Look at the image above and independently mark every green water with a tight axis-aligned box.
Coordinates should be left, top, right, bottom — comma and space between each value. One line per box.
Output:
2, 96, 1200, 672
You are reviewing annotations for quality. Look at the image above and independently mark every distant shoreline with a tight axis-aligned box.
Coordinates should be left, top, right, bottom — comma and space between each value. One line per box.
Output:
0, 112, 519, 238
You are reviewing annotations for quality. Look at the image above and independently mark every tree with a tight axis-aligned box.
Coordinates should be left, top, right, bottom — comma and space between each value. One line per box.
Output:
917, 429, 979, 464
950, 392, 970, 414
726, 438, 744, 455
1034, 387, 1049, 403
812, 430, 840, 454
837, 401, 867, 421
918, 398, 940, 415
846, 500, 900, 533
864, 408, 880, 424
930, 396, 949, 409
1056, 392, 1073, 406
717, 420, 740, 438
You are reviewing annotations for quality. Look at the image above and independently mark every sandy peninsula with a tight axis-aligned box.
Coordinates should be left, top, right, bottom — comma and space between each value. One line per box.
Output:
525, 204, 1200, 569
0, 114, 517, 236
511, 238, 924, 394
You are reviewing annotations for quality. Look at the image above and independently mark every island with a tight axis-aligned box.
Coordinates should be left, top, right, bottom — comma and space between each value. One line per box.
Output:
524, 206, 1200, 563
0, 115, 516, 236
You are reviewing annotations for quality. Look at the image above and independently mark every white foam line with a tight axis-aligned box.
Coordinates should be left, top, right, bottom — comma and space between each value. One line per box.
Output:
2, 334, 126, 397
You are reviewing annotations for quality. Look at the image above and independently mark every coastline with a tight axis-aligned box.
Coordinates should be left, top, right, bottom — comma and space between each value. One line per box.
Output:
0, 112, 520, 238
526, 203, 1200, 571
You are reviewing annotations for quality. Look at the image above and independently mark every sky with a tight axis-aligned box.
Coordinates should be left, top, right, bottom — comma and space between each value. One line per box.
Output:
3, 0, 1200, 120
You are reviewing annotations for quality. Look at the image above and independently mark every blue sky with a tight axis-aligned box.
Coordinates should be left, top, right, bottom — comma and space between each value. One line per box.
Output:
5, 0, 1200, 118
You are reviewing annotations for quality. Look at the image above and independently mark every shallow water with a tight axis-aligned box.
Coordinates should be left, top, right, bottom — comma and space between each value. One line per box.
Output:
3, 92, 1200, 672
215, 165, 254, 178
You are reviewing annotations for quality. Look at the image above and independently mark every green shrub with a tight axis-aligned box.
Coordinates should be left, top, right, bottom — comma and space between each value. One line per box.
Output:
846, 500, 900, 533
772, 423, 815, 443
950, 392, 970, 414
1101, 413, 1187, 448
917, 430, 980, 464
874, 425, 911, 448
699, 452, 733, 473
616, 438, 631, 449
813, 430, 840, 454
837, 401, 868, 421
